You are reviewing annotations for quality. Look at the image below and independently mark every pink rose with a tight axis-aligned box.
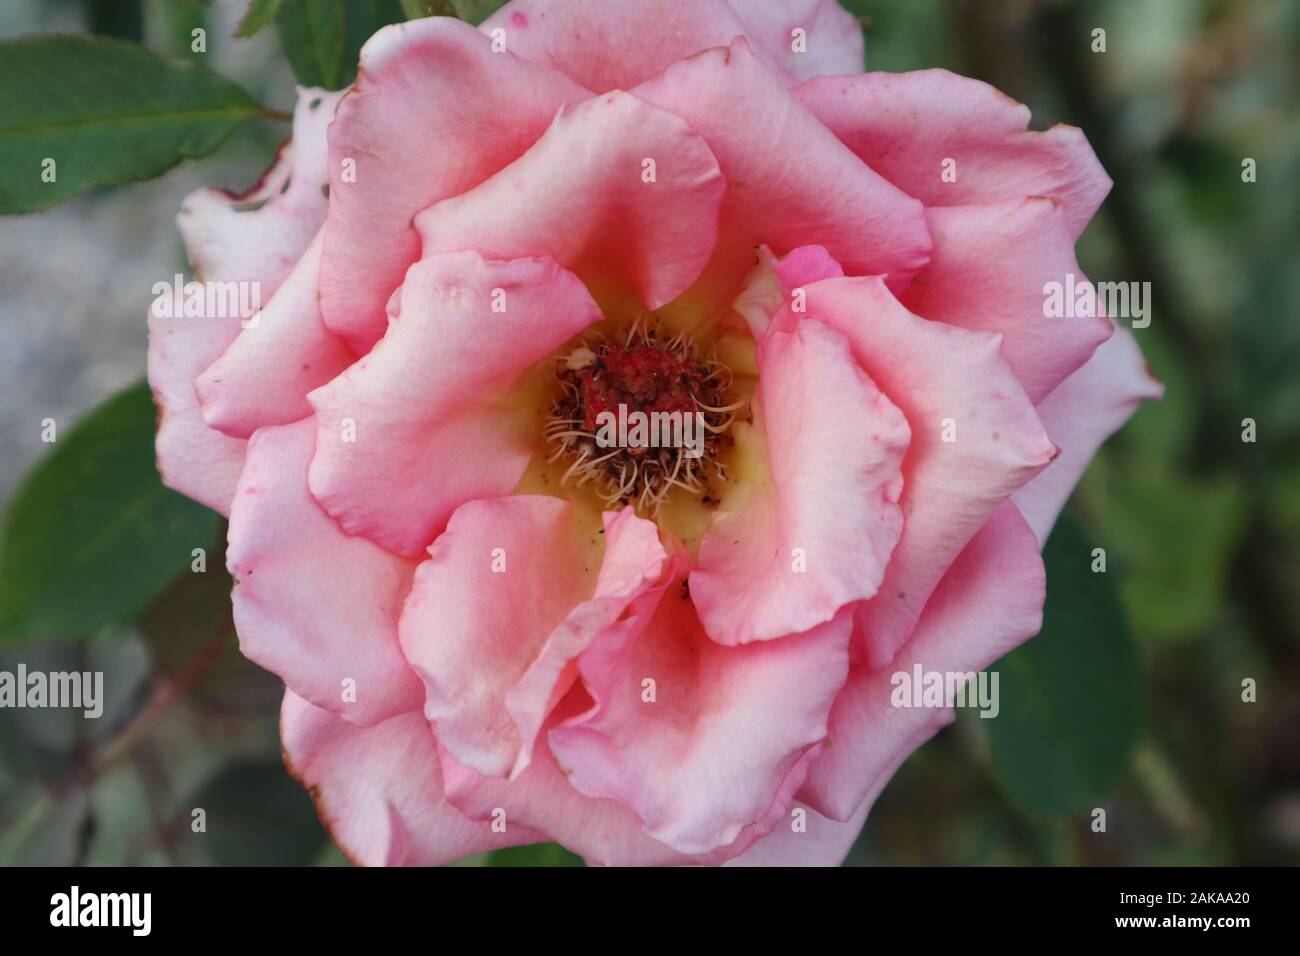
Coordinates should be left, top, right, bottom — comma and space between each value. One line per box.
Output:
148, 0, 1160, 866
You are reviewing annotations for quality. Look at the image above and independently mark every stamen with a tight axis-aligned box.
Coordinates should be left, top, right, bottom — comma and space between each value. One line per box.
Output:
544, 315, 740, 517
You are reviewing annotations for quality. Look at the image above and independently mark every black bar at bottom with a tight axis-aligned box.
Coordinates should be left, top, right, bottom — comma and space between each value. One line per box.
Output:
0, 865, 1289, 942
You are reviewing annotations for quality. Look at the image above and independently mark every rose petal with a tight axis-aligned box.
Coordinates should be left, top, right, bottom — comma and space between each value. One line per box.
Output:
799, 501, 1045, 820
399, 498, 662, 779
794, 69, 1111, 238
549, 561, 853, 855
148, 88, 341, 514
281, 691, 541, 866
481, 0, 751, 93
723, 798, 869, 867
1014, 326, 1163, 545
633, 38, 930, 296
770, 243, 846, 288
438, 727, 693, 867
732, 244, 845, 340
726, 0, 864, 81
308, 252, 602, 557
691, 319, 909, 645
438, 689, 801, 866
177, 88, 343, 291
781, 276, 1055, 665
195, 230, 355, 438
507, 508, 668, 776
319, 17, 589, 352
901, 198, 1114, 402
415, 90, 724, 312
147, 307, 250, 516
228, 419, 423, 725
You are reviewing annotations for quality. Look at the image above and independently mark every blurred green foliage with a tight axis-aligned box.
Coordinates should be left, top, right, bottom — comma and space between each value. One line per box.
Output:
0, 35, 269, 213
987, 515, 1141, 817
275, 0, 405, 89
848, 0, 1300, 867
0, 382, 222, 643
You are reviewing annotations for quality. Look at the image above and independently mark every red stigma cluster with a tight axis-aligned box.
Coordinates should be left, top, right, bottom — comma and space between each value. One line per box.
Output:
578, 344, 696, 431
547, 320, 738, 514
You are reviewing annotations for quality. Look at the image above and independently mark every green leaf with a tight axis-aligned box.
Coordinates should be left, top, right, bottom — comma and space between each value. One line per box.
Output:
449, 0, 508, 24
344, 0, 408, 66
985, 513, 1142, 816
1095, 473, 1245, 644
400, 0, 506, 24
486, 842, 585, 867
138, 537, 283, 715
154, 0, 211, 59
0, 36, 267, 215
86, 0, 144, 42
187, 761, 329, 866
277, 0, 404, 90
313, 843, 353, 866
236, 0, 285, 37
399, 0, 453, 18
0, 381, 221, 645
0, 784, 89, 866
276, 0, 346, 88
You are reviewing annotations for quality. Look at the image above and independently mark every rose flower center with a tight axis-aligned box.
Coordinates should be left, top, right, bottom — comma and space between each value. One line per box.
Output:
545, 317, 740, 515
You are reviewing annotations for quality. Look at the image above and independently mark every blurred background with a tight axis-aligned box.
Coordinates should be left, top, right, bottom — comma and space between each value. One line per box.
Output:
0, 0, 1297, 866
